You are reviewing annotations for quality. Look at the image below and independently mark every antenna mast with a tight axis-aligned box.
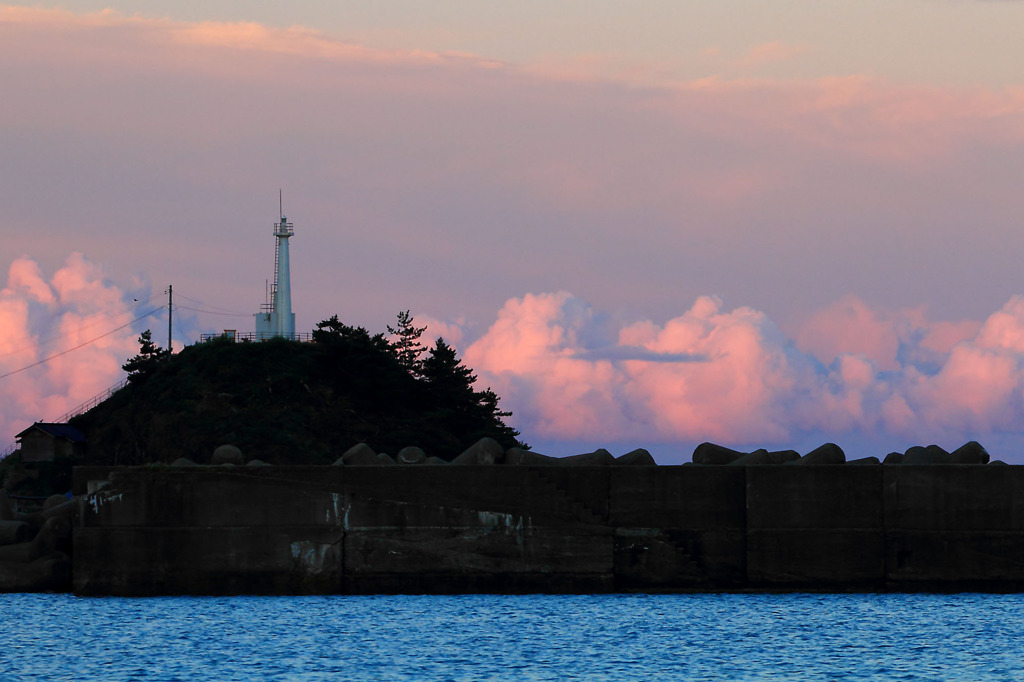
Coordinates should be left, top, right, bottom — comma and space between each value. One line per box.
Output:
167, 284, 173, 352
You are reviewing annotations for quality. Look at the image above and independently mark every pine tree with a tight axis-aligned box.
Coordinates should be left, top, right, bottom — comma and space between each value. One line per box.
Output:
387, 310, 428, 376
420, 337, 475, 399
122, 329, 169, 383
420, 337, 522, 449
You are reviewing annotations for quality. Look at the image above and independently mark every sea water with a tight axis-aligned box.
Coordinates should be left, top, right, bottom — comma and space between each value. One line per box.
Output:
1, 593, 1022, 680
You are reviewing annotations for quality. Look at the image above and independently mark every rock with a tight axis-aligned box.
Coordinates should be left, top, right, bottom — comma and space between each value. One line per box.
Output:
246, 459, 271, 467
950, 441, 990, 464
376, 453, 397, 466
505, 448, 558, 466
170, 458, 197, 467
424, 456, 448, 465
792, 443, 846, 466
0, 552, 71, 592
990, 460, 1008, 466
43, 495, 68, 512
767, 450, 801, 465
211, 444, 244, 466
0, 521, 34, 546
729, 449, 771, 466
40, 499, 74, 520
847, 456, 881, 466
903, 445, 953, 465
883, 452, 903, 465
559, 449, 616, 466
397, 446, 427, 465
692, 442, 745, 465
12, 498, 75, 529
451, 438, 505, 466
0, 515, 71, 564
901, 446, 929, 464
615, 448, 657, 466
340, 443, 378, 466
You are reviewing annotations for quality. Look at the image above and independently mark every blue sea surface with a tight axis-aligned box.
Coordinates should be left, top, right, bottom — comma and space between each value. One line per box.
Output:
1, 593, 1022, 680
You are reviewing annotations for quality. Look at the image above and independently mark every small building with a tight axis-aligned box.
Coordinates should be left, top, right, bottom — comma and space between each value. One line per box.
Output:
15, 423, 86, 463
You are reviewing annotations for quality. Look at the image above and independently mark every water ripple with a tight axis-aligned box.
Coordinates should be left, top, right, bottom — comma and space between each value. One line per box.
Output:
1, 593, 1022, 680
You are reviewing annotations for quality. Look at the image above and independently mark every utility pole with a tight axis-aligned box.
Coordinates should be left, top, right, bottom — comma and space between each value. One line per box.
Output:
168, 284, 173, 352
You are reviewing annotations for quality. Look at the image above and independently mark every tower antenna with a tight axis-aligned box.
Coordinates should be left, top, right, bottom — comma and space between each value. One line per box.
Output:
167, 284, 173, 352
279, 189, 283, 221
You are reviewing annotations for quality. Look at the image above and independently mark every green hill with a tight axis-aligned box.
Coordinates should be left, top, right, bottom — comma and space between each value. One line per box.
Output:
69, 314, 525, 466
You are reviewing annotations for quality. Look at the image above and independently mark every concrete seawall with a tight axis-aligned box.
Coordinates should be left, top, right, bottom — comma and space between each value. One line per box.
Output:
72, 465, 1024, 595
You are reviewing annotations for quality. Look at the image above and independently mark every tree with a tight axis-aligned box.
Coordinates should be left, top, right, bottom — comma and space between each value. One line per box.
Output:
313, 315, 393, 355
76, 314, 524, 466
311, 314, 347, 344
420, 337, 522, 449
420, 337, 475, 400
122, 329, 169, 383
387, 310, 428, 376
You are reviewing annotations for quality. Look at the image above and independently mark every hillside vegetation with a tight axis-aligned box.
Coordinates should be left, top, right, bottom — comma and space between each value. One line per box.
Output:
70, 314, 524, 465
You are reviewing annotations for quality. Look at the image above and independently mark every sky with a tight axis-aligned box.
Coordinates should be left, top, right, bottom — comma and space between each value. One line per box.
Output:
3, 1, 1024, 462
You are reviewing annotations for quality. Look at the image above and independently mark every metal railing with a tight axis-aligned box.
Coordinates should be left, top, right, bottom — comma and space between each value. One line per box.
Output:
1, 377, 129, 461
54, 378, 129, 423
1, 329, 314, 462
200, 332, 314, 343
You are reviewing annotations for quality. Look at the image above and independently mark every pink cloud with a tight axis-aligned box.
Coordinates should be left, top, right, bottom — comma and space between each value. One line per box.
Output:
793, 296, 982, 373
6, 257, 56, 306
464, 292, 801, 445
0, 6, 491, 74
6, 256, 1024, 462
794, 295, 902, 370
973, 295, 1024, 352
919, 319, 980, 355
460, 292, 1024, 461
406, 313, 467, 350
0, 254, 143, 447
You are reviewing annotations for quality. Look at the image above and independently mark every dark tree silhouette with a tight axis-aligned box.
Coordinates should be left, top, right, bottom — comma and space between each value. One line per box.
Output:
420, 337, 520, 448
421, 337, 476, 400
122, 329, 169, 383
387, 310, 428, 375
75, 315, 525, 466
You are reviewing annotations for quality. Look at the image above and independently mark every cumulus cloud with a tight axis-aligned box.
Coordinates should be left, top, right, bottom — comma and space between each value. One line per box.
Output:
0, 254, 149, 448
414, 313, 468, 350
792, 295, 980, 372
5, 264, 1024, 463
460, 291, 1024, 461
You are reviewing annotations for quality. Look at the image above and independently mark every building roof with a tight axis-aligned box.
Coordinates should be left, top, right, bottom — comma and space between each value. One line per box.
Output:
16, 422, 87, 443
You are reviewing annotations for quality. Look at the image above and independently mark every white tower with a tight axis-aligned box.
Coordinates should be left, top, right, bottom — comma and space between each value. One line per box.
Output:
254, 201, 296, 339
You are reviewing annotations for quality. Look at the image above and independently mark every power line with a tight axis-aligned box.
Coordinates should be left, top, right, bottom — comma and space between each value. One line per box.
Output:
172, 292, 249, 316
0, 292, 165, 360
173, 304, 252, 318
0, 307, 163, 381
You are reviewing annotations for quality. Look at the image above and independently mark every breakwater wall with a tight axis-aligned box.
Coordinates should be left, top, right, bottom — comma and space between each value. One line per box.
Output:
73, 465, 1024, 595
